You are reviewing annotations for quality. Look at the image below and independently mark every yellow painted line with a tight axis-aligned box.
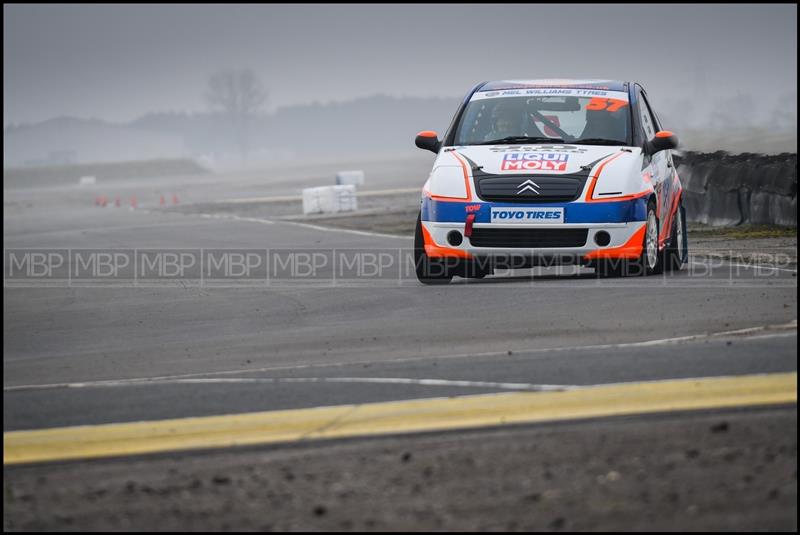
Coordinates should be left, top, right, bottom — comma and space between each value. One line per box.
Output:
4, 372, 796, 465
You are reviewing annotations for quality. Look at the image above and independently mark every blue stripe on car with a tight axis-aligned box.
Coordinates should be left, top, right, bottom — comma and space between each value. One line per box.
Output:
421, 197, 647, 224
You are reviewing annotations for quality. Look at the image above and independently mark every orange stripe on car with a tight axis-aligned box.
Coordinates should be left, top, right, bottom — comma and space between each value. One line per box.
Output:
421, 223, 473, 259
584, 152, 626, 202
583, 223, 646, 261
449, 151, 473, 200
424, 190, 472, 202
660, 186, 683, 246
593, 189, 652, 202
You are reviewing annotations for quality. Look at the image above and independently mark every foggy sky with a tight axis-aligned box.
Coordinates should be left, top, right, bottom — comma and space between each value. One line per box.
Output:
4, 4, 797, 126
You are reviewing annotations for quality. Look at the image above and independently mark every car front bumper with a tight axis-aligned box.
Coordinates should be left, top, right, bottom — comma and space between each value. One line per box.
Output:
420, 196, 649, 263
421, 220, 647, 263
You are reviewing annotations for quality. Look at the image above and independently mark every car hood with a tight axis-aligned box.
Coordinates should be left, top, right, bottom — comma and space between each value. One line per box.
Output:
449, 144, 640, 176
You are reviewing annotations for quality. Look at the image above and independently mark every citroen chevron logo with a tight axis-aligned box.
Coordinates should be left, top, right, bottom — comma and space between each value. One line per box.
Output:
516, 179, 540, 195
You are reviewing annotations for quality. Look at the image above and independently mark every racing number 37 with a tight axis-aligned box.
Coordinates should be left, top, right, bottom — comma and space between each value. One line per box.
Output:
586, 97, 629, 112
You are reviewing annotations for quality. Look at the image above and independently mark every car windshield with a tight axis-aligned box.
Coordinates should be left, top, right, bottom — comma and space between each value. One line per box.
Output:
454, 90, 632, 146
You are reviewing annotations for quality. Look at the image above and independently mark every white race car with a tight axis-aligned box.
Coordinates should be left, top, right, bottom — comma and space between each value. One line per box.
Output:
413, 79, 688, 284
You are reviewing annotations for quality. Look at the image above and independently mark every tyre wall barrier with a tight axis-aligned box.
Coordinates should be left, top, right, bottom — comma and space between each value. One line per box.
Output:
673, 151, 796, 227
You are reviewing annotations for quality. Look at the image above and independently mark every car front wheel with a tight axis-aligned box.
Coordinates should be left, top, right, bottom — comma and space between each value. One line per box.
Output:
665, 200, 688, 271
596, 199, 663, 277
414, 213, 453, 285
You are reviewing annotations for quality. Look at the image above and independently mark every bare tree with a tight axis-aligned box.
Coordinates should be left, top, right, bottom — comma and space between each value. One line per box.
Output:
205, 69, 267, 163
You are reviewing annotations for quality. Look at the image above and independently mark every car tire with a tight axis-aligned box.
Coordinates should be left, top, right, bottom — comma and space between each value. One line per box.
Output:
635, 198, 664, 276
665, 201, 688, 271
595, 199, 662, 277
461, 257, 493, 279
594, 259, 624, 278
414, 213, 453, 285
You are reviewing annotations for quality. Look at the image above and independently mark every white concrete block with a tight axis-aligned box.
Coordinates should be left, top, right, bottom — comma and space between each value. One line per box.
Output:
335, 170, 365, 186
302, 185, 358, 215
78, 176, 97, 186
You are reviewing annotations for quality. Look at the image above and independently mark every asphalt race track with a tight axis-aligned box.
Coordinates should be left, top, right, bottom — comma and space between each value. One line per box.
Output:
3, 157, 797, 530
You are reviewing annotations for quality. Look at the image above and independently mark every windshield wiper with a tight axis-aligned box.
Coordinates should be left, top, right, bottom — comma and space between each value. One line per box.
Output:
477, 136, 565, 145
575, 138, 628, 146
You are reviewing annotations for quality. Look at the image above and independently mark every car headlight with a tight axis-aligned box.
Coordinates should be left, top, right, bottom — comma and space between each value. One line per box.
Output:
426, 166, 468, 200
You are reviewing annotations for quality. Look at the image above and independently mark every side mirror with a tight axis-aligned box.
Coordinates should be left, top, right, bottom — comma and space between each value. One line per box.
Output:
415, 130, 441, 154
648, 130, 678, 154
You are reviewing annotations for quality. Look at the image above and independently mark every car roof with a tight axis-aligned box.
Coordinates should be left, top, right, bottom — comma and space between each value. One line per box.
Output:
479, 79, 629, 92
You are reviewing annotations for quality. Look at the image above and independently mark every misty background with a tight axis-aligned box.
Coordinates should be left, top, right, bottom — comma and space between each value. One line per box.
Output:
3, 4, 797, 170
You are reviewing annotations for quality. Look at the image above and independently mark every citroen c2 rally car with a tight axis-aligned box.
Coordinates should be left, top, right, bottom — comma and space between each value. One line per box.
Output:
413, 79, 688, 284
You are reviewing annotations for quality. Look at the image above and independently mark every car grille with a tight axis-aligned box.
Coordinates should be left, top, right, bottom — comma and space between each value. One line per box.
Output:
476, 176, 583, 203
469, 228, 588, 248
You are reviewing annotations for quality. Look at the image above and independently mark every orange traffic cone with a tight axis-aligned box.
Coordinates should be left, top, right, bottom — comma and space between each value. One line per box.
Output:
115, 196, 121, 207
131, 195, 138, 209
159, 195, 166, 206
172, 193, 179, 205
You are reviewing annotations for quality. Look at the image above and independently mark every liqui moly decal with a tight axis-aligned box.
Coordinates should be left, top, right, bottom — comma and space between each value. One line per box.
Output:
501, 152, 569, 171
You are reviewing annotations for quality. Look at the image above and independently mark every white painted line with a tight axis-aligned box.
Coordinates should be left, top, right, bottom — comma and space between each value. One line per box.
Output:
275, 219, 411, 240
214, 187, 419, 205
718, 262, 797, 274
294, 377, 567, 390
9, 377, 570, 392
172, 208, 410, 240
5, 321, 795, 393
712, 319, 796, 336
180, 212, 277, 226
228, 215, 275, 225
